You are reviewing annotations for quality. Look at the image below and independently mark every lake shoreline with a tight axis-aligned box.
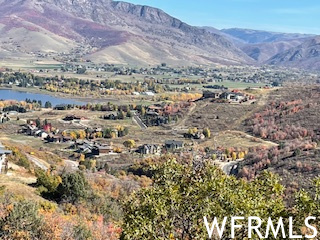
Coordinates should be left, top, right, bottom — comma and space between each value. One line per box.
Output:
0, 88, 86, 106
0, 86, 153, 105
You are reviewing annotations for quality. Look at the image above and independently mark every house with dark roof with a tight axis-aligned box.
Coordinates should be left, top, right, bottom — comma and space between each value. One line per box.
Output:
74, 141, 113, 157
202, 90, 222, 99
63, 115, 87, 121
165, 140, 184, 151
54, 104, 69, 110
93, 146, 113, 155
45, 134, 64, 143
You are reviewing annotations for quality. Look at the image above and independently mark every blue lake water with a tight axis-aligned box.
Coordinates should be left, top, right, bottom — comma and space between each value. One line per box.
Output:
0, 89, 86, 106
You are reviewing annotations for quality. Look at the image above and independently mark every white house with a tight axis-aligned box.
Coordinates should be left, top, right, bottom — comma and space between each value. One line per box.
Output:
37, 131, 49, 139
0, 142, 12, 174
143, 91, 155, 96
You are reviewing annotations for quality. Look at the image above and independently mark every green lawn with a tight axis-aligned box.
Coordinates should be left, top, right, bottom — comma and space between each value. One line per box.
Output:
169, 80, 266, 90
25, 64, 63, 70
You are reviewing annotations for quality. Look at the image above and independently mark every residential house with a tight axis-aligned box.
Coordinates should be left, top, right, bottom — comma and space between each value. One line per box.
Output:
137, 144, 162, 155
92, 145, 113, 155
35, 130, 49, 139
202, 90, 246, 103
103, 113, 117, 120
184, 130, 205, 140
54, 104, 69, 110
75, 141, 113, 157
165, 140, 184, 151
63, 115, 86, 121
142, 91, 155, 96
20, 124, 38, 136
202, 90, 222, 99
46, 134, 64, 143
147, 104, 163, 114
220, 92, 245, 102
194, 132, 205, 140
0, 113, 10, 124
0, 142, 11, 174
145, 114, 168, 126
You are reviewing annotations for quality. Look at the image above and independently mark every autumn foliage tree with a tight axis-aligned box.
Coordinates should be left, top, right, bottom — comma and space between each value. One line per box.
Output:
35, 169, 62, 199
203, 127, 211, 138
123, 139, 136, 150
121, 160, 286, 239
0, 200, 53, 240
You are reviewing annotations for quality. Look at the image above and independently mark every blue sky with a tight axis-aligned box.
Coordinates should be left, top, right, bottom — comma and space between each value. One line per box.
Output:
123, 0, 320, 34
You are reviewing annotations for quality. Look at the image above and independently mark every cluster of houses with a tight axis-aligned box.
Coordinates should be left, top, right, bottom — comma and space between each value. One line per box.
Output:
137, 140, 184, 155
142, 103, 183, 126
19, 123, 74, 143
135, 141, 231, 164
202, 90, 253, 103
20, 124, 50, 139
19, 123, 115, 158
0, 142, 11, 174
143, 104, 169, 126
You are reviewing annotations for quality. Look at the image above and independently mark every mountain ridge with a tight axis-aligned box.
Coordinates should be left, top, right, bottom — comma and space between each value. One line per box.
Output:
0, 0, 320, 69
0, 0, 252, 66
267, 36, 320, 70
221, 28, 314, 44
221, 28, 320, 68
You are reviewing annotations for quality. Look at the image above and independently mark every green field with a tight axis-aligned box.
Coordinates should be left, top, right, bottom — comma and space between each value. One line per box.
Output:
25, 64, 63, 70
169, 80, 266, 90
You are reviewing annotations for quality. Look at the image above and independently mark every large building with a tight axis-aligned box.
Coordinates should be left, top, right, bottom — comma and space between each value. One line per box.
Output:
0, 142, 12, 174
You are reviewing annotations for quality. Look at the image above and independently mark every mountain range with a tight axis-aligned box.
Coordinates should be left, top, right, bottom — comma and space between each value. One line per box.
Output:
0, 0, 319, 70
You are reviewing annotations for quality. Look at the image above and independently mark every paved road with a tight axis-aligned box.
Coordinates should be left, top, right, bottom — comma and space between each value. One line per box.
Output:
27, 154, 79, 172
26, 154, 48, 170
64, 159, 79, 171
132, 112, 147, 129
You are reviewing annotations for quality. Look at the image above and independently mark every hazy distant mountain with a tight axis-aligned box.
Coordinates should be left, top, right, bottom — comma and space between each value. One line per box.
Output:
202, 26, 245, 46
267, 37, 320, 70
0, 0, 252, 66
221, 28, 314, 44
240, 39, 309, 62
220, 28, 318, 65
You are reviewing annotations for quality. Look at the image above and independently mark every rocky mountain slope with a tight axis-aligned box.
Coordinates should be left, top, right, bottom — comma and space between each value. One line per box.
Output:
1, 0, 320, 69
267, 36, 320, 70
240, 39, 308, 62
221, 28, 313, 44
0, 0, 252, 65
221, 28, 315, 63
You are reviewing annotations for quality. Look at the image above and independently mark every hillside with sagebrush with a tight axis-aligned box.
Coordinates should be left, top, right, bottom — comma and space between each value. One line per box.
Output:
0, 0, 252, 66
238, 86, 320, 193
